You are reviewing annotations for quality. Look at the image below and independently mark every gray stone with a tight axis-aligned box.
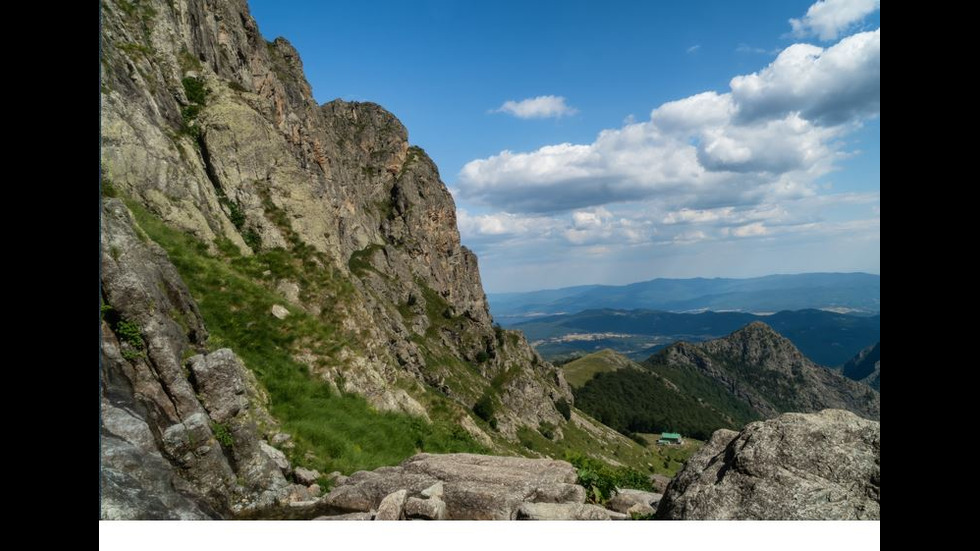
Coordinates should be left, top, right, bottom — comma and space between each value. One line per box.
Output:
516, 503, 614, 520
260, 442, 290, 475
626, 503, 656, 517
420, 481, 444, 499
405, 496, 448, 520
271, 304, 290, 320
314, 512, 375, 520
657, 410, 880, 520
375, 490, 408, 521
294, 467, 321, 486
606, 489, 662, 514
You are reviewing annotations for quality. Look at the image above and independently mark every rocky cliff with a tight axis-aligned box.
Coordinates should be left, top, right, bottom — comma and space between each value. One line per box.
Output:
842, 342, 880, 391
648, 322, 880, 420
100, 0, 646, 519
657, 409, 880, 520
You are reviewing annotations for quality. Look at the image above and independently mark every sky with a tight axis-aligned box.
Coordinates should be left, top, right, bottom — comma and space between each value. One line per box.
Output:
249, 0, 880, 293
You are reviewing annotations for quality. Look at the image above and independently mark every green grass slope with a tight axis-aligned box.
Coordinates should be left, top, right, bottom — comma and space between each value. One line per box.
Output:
562, 349, 635, 388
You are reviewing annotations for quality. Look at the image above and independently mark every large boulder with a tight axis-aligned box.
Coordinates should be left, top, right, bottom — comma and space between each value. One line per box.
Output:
323, 453, 585, 520
657, 410, 880, 520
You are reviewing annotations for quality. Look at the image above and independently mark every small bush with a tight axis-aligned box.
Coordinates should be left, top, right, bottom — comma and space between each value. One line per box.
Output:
555, 398, 571, 421
566, 452, 654, 504
212, 422, 234, 447
475, 351, 489, 363
473, 394, 496, 426
116, 320, 144, 349
181, 76, 209, 105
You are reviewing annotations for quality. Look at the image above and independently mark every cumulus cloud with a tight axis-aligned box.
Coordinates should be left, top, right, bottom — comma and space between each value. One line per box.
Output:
457, 29, 879, 213
493, 95, 578, 119
790, 0, 880, 41
731, 30, 880, 124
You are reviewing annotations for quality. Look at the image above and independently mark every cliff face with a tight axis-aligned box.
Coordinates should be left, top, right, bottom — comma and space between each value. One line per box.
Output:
100, 0, 617, 519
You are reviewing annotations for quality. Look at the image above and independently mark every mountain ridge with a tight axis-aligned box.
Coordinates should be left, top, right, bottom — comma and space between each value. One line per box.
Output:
490, 273, 881, 320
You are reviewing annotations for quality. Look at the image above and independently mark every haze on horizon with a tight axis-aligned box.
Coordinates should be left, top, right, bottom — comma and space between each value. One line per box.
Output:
250, 0, 881, 293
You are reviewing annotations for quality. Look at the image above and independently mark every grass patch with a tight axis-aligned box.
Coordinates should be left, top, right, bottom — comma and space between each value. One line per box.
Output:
128, 201, 486, 474
562, 349, 632, 388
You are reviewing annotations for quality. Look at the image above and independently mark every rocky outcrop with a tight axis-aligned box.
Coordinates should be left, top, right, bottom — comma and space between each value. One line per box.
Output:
101, 199, 299, 518
100, 0, 571, 435
323, 453, 591, 520
652, 322, 880, 420
842, 342, 880, 391
657, 410, 880, 520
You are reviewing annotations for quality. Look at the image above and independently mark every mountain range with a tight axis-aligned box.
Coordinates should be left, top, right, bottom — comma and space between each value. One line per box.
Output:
490, 273, 880, 322
514, 308, 880, 366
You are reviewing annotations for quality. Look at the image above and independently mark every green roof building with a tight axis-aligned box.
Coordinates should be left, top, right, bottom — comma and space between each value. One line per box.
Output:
657, 432, 683, 445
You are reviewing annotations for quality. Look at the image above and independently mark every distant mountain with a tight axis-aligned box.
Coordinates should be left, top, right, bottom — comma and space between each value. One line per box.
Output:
645, 322, 880, 420
514, 308, 880, 366
842, 342, 880, 391
570, 350, 755, 440
570, 323, 880, 441
490, 273, 880, 322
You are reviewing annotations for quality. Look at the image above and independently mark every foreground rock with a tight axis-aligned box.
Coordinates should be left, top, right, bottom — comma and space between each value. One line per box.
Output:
516, 503, 623, 520
323, 453, 587, 520
657, 410, 880, 520
606, 489, 662, 514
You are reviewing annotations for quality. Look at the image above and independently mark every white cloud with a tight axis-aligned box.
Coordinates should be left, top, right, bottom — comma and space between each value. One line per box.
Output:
458, 30, 878, 214
790, 0, 880, 41
493, 95, 577, 119
731, 222, 769, 237
686, 44, 701, 54
731, 30, 880, 124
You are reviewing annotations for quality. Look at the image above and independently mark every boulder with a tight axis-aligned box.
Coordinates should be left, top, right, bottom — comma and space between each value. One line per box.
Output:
606, 489, 662, 514
259, 442, 291, 475
294, 467, 320, 486
627, 503, 656, 517
375, 490, 408, 520
405, 496, 448, 520
657, 409, 880, 520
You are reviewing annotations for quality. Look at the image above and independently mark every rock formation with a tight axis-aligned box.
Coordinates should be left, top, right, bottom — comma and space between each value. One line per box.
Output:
650, 322, 880, 420
100, 0, 645, 519
657, 409, 880, 520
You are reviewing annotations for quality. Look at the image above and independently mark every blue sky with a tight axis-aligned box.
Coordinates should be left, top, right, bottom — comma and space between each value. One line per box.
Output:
250, 0, 880, 292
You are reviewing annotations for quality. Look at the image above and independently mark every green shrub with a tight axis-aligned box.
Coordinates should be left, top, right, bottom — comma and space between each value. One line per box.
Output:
473, 393, 495, 426
555, 398, 571, 421
115, 320, 144, 350
566, 452, 654, 504
212, 422, 234, 447
181, 76, 209, 105
475, 350, 489, 363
